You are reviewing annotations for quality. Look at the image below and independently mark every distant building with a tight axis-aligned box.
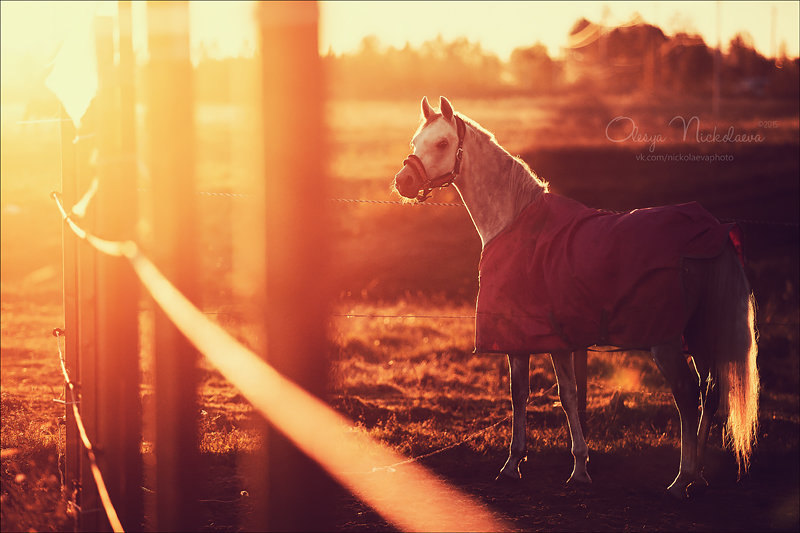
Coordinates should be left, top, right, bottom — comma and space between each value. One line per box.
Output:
563, 17, 669, 95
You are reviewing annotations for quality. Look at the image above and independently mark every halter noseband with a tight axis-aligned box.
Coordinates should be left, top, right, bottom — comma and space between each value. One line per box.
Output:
402, 116, 466, 203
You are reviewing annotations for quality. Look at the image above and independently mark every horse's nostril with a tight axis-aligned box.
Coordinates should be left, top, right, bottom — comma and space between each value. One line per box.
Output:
395, 172, 410, 188
393, 170, 419, 198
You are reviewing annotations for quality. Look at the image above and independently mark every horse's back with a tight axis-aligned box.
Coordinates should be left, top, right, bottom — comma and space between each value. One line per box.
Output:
476, 194, 742, 353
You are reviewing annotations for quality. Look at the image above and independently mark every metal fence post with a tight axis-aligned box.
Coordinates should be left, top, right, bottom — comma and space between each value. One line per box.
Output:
59, 102, 81, 533
72, 29, 101, 533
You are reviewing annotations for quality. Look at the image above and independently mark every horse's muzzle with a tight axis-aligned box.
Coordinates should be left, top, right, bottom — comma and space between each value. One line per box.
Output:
393, 163, 422, 199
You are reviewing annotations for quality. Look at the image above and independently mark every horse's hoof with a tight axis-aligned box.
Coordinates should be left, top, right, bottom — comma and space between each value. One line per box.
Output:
566, 472, 592, 485
666, 483, 690, 501
494, 472, 521, 485
686, 482, 707, 499
686, 475, 709, 498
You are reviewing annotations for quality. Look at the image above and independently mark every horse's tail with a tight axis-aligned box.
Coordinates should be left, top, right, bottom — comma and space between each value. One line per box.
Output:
718, 290, 760, 476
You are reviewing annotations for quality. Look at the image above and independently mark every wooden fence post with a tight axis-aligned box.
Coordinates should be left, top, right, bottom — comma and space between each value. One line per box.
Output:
259, 2, 334, 529
145, 3, 200, 531
92, 12, 143, 532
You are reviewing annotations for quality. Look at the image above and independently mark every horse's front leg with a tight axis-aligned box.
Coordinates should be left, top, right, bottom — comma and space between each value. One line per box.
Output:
574, 349, 589, 438
497, 354, 530, 480
551, 351, 592, 484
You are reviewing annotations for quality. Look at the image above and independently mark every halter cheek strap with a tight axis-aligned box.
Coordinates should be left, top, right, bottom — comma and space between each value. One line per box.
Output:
402, 116, 467, 203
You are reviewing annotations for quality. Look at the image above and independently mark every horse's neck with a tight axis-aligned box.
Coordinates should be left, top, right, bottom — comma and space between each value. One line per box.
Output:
454, 124, 543, 248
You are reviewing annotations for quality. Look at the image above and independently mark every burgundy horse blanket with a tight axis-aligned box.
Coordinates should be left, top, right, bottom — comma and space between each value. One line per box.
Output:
475, 193, 742, 354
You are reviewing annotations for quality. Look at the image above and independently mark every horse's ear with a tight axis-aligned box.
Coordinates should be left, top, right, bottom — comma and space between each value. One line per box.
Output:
440, 96, 454, 121
421, 96, 435, 120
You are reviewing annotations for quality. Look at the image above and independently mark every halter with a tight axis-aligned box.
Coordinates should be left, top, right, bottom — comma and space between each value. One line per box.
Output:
402, 115, 466, 203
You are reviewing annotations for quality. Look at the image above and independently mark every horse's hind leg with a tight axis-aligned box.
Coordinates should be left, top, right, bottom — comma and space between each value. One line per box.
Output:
498, 354, 530, 480
551, 351, 591, 484
689, 355, 720, 482
697, 368, 719, 486
574, 349, 589, 438
652, 341, 701, 499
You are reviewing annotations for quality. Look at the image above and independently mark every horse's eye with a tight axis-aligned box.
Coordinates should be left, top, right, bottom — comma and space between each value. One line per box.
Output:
437, 140, 448, 149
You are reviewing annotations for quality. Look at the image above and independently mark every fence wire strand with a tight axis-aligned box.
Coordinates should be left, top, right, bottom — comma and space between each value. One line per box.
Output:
53, 330, 125, 533
351, 383, 559, 474
334, 312, 476, 320
332, 311, 794, 332
64, 190, 798, 335
190, 187, 798, 226
329, 197, 463, 207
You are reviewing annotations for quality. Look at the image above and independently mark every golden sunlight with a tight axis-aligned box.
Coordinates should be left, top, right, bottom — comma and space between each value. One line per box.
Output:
1, 1, 798, 531
319, 1, 799, 59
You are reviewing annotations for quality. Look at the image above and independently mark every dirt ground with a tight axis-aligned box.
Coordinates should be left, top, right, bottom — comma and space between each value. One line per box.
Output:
330, 399, 800, 532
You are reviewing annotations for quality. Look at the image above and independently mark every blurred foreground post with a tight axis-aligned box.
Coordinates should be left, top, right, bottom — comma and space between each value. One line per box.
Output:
229, 14, 271, 532
258, 2, 334, 529
91, 12, 142, 531
145, 2, 200, 531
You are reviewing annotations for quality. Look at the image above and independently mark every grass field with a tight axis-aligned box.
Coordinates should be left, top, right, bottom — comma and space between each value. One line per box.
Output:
2, 94, 799, 531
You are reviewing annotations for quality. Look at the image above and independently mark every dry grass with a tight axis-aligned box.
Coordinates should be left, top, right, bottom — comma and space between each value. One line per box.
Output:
1, 283, 798, 531
326, 299, 679, 457
1, 284, 70, 532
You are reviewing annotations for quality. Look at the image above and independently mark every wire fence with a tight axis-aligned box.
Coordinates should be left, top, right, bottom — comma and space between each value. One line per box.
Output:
52, 190, 511, 533
53, 329, 124, 533
188, 187, 799, 332
53, 181, 793, 370
329, 311, 796, 331
189, 184, 799, 330
345, 383, 559, 475
45, 108, 795, 531
329, 192, 797, 331
14, 136, 789, 226
64, 180, 797, 333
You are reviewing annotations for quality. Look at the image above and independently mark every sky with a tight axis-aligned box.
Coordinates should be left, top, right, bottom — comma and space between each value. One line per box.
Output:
1, 1, 798, 71
319, 1, 800, 60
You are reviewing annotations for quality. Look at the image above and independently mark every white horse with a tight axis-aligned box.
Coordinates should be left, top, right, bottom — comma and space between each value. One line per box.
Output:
392, 96, 759, 499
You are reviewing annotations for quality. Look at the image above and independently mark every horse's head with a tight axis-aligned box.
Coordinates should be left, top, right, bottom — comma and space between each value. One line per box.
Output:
393, 96, 465, 202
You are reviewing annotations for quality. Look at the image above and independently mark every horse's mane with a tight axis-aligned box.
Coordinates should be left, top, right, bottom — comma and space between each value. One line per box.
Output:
456, 113, 550, 198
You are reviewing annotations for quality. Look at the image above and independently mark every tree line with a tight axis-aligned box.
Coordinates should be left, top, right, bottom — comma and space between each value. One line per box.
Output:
7, 16, 797, 111
309, 18, 798, 100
